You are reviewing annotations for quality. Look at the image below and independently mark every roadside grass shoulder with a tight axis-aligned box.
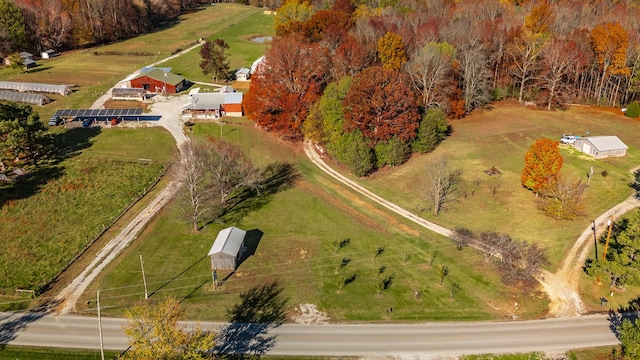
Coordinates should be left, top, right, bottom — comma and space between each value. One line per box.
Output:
0, 346, 119, 360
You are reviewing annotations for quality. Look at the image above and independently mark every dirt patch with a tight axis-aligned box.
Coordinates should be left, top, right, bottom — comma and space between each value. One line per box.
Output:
290, 303, 330, 324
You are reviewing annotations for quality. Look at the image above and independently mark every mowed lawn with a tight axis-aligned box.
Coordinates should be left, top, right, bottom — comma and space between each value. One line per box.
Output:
162, 9, 274, 81
357, 102, 640, 267
81, 120, 529, 323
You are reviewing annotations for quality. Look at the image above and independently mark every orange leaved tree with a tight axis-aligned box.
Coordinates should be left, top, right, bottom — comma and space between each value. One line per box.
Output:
521, 138, 563, 192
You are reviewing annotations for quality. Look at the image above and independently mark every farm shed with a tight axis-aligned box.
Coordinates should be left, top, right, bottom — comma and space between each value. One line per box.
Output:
235, 67, 250, 81
0, 81, 71, 96
208, 227, 247, 271
41, 49, 57, 59
111, 87, 146, 101
130, 68, 186, 94
0, 90, 50, 106
181, 89, 243, 118
573, 136, 628, 159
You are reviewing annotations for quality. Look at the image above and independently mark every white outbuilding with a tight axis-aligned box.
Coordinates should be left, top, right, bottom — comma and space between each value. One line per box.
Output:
208, 227, 247, 271
573, 136, 628, 159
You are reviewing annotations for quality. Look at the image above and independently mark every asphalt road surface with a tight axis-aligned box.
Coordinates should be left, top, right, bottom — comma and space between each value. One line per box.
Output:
0, 312, 620, 358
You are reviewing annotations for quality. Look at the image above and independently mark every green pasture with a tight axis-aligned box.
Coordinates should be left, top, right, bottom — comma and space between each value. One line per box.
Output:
82, 121, 523, 322
357, 103, 640, 267
162, 10, 275, 82
0, 4, 269, 120
0, 127, 174, 297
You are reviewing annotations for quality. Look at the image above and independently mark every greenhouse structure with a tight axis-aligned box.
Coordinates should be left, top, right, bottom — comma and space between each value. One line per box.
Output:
0, 81, 72, 96
0, 90, 51, 106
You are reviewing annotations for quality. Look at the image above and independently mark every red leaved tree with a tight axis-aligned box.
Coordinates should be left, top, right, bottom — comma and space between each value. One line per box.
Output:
342, 66, 420, 145
521, 138, 563, 192
244, 34, 329, 140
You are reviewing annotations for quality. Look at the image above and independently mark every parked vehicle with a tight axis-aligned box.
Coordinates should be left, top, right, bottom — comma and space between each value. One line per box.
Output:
560, 134, 578, 144
82, 118, 93, 127
48, 117, 61, 126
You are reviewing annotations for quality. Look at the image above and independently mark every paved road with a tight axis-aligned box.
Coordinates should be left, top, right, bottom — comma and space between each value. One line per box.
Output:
0, 311, 620, 358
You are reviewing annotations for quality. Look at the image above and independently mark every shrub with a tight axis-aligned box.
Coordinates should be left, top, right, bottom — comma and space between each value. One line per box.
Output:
375, 137, 410, 167
412, 108, 449, 153
332, 130, 374, 177
626, 101, 640, 118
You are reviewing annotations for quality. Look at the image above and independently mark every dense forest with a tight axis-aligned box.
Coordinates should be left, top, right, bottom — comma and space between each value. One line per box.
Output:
244, 0, 640, 175
0, 0, 208, 55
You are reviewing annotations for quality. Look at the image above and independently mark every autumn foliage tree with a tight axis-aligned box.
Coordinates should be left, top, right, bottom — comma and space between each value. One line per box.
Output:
244, 34, 329, 140
274, 0, 314, 36
122, 297, 215, 360
377, 32, 407, 71
343, 66, 420, 146
590, 22, 629, 101
521, 138, 563, 192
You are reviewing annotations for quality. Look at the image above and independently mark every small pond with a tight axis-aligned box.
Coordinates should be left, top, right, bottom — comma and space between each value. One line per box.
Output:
251, 36, 273, 43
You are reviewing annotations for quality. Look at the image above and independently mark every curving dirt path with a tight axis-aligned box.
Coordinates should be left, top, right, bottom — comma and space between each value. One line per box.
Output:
303, 140, 640, 318
541, 196, 640, 317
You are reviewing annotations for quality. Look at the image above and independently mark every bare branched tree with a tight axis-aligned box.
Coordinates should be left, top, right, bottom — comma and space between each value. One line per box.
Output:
178, 141, 213, 231
206, 138, 261, 204
425, 156, 462, 215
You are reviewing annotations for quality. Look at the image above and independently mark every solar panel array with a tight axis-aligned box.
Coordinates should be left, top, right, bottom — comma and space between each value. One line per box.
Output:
0, 90, 50, 106
53, 108, 144, 117
0, 81, 72, 96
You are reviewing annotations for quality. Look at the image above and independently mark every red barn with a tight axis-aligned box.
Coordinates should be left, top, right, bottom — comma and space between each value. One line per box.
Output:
130, 68, 186, 94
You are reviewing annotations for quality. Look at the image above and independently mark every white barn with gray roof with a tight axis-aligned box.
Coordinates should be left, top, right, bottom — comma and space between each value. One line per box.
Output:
208, 227, 247, 271
573, 136, 628, 159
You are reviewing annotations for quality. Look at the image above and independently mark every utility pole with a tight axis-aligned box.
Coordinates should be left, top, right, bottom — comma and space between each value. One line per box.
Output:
97, 290, 105, 360
602, 218, 613, 262
592, 220, 598, 260
140, 254, 148, 300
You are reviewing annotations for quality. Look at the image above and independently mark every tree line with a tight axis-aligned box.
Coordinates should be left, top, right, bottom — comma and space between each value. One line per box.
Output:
0, 0, 205, 56
244, 0, 640, 174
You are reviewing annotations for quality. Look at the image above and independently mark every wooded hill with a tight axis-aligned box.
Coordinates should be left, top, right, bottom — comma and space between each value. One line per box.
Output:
244, 0, 640, 174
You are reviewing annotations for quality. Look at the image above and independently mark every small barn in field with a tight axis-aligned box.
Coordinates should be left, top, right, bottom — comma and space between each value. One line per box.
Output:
208, 227, 247, 271
130, 68, 186, 94
41, 49, 57, 59
235, 67, 251, 81
573, 136, 628, 159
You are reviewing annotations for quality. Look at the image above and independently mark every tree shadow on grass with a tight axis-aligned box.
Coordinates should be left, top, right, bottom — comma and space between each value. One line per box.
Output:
214, 281, 287, 359
217, 162, 299, 225
148, 255, 208, 298
0, 127, 100, 208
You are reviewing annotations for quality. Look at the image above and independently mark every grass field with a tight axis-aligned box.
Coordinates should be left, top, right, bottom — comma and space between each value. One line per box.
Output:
0, 127, 174, 299
0, 4, 270, 121
77, 120, 547, 323
357, 102, 640, 267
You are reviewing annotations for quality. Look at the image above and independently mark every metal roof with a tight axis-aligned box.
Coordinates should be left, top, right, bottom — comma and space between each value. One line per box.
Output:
182, 93, 225, 110
53, 108, 143, 117
134, 68, 185, 85
208, 227, 246, 257
586, 136, 628, 151
0, 81, 71, 95
0, 90, 50, 105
